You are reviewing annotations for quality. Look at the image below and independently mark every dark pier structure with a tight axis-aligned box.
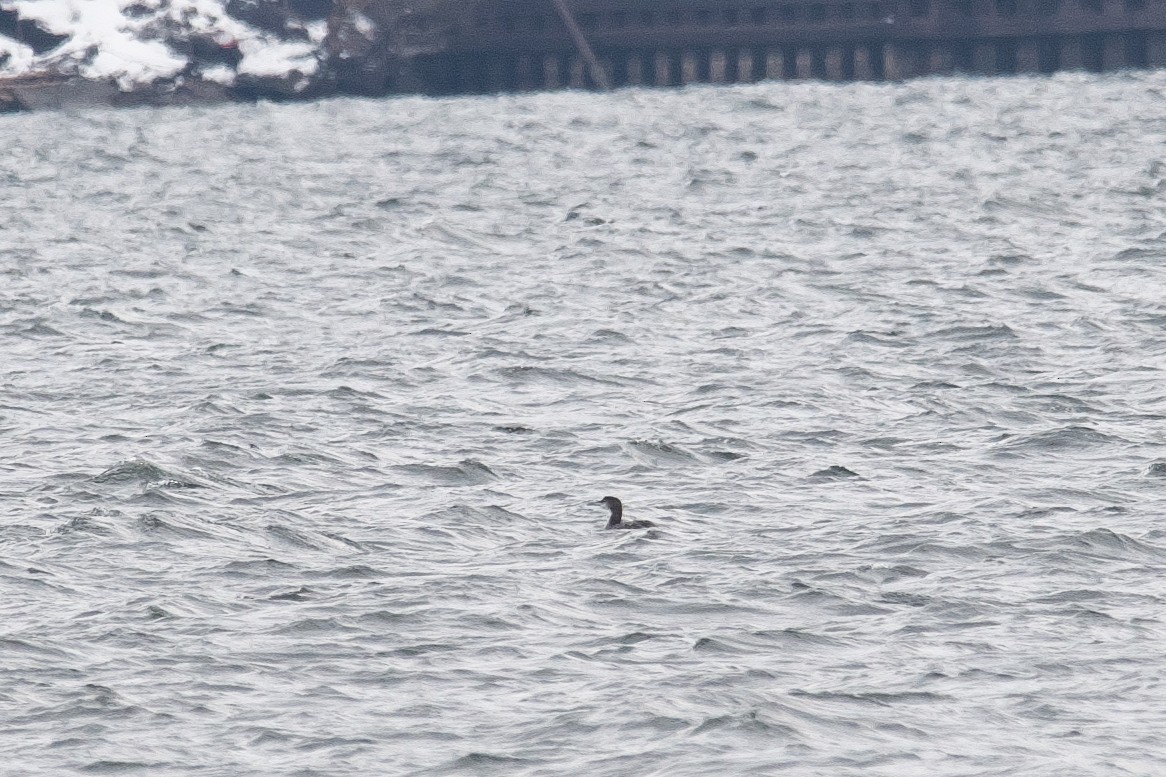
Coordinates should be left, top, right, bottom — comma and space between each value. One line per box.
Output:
386, 0, 1166, 93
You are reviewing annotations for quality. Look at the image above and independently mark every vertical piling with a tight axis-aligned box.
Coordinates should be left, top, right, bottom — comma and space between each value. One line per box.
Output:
598, 55, 614, 86
626, 53, 644, 86
926, 45, 955, 74
1148, 32, 1166, 67
973, 41, 996, 74
654, 51, 672, 86
737, 49, 756, 82
516, 54, 536, 90
884, 44, 915, 80
1060, 36, 1085, 69
542, 55, 560, 89
709, 49, 728, 83
764, 47, 784, 79
681, 50, 699, 83
1015, 39, 1040, 72
1103, 34, 1125, 69
568, 56, 586, 88
854, 46, 874, 79
486, 57, 506, 91
795, 48, 813, 79
825, 46, 845, 80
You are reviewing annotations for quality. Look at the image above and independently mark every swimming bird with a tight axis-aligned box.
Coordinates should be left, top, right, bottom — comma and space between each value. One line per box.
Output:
598, 496, 656, 529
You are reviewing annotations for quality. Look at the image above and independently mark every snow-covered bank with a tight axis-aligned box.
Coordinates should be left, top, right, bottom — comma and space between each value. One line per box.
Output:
0, 0, 330, 107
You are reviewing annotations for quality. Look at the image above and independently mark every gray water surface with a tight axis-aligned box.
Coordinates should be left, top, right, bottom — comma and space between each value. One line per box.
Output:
3, 73, 1166, 776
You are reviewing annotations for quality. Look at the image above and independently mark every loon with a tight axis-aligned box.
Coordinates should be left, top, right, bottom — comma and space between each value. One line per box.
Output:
598, 496, 656, 529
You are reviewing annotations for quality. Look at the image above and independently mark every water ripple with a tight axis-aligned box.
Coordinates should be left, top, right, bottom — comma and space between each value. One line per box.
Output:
3, 72, 1166, 775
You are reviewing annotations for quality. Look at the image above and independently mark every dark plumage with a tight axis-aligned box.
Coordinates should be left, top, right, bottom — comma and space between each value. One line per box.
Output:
598, 496, 656, 529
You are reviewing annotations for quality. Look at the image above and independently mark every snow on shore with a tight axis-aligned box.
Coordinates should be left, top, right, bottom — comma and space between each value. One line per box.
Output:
0, 0, 324, 90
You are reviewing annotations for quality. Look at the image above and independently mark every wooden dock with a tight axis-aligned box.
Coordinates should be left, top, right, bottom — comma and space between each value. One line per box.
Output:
397, 0, 1166, 92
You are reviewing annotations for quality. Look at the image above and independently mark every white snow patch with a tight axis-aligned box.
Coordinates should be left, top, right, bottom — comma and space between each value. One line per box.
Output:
351, 12, 375, 37
6, 0, 75, 35
7, 0, 185, 85
236, 38, 316, 77
155, 0, 252, 42
199, 63, 235, 84
84, 38, 185, 87
1, 0, 326, 89
304, 19, 327, 44
0, 34, 36, 76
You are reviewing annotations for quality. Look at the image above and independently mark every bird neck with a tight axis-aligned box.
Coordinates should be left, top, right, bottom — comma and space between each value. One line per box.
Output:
607, 502, 622, 526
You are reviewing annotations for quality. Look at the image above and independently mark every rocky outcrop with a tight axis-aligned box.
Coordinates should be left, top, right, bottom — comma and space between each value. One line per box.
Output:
0, 0, 331, 107
0, 0, 469, 110
0, 7, 66, 53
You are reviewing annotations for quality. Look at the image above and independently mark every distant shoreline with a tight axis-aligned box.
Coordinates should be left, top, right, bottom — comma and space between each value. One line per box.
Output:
0, 71, 331, 113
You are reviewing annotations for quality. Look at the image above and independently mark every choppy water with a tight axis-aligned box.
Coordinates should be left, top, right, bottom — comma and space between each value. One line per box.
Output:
4, 72, 1166, 776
